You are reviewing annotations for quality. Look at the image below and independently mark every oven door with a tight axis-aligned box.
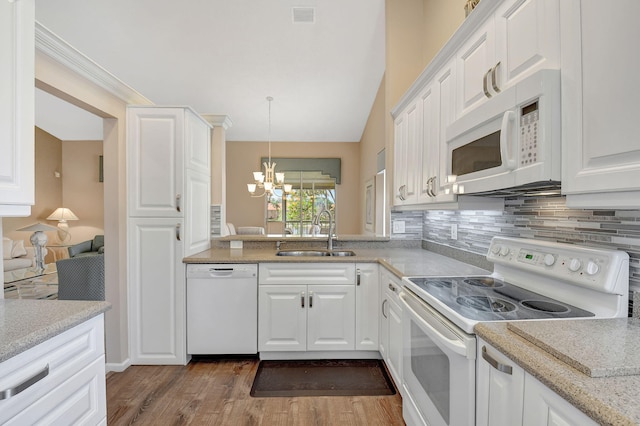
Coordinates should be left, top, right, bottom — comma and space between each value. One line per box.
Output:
400, 289, 476, 426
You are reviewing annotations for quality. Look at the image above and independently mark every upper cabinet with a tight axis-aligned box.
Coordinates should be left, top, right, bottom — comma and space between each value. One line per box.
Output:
560, 0, 640, 209
456, 0, 560, 118
0, 0, 34, 217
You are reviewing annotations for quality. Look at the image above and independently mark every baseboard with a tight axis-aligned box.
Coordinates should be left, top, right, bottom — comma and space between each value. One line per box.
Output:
259, 350, 381, 361
106, 358, 131, 373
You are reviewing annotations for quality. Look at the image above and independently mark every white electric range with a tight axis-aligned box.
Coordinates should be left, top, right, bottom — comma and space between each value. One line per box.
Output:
398, 237, 629, 426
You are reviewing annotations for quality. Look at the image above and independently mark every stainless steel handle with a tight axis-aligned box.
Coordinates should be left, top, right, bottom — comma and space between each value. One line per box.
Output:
176, 194, 181, 212
482, 346, 513, 375
491, 62, 501, 94
309, 291, 313, 308
301, 291, 305, 308
176, 223, 181, 241
382, 299, 388, 319
0, 364, 49, 400
483, 68, 492, 98
388, 283, 396, 292
356, 269, 361, 286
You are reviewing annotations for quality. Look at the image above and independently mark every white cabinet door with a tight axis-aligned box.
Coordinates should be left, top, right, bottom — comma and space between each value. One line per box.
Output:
418, 83, 439, 204
522, 374, 598, 426
378, 268, 403, 388
387, 296, 403, 388
184, 108, 211, 174
0, 0, 34, 216
307, 285, 355, 351
393, 114, 407, 205
258, 285, 307, 352
393, 101, 421, 206
561, 0, 640, 208
355, 264, 379, 350
129, 218, 187, 364
127, 107, 184, 217
476, 339, 525, 426
184, 169, 210, 256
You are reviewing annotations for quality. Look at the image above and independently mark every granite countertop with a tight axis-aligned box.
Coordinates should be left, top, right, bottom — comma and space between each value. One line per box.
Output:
183, 247, 490, 279
0, 299, 111, 363
476, 320, 640, 426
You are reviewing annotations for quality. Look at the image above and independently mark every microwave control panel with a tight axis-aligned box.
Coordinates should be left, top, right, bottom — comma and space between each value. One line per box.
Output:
520, 100, 539, 166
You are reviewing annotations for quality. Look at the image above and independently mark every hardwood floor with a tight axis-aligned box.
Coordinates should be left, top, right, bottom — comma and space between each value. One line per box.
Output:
106, 357, 405, 425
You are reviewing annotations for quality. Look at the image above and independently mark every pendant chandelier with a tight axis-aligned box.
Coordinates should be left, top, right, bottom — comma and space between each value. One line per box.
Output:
247, 96, 292, 197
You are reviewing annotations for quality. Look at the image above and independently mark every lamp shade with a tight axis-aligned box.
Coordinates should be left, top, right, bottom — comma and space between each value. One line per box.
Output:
16, 222, 59, 232
46, 207, 79, 222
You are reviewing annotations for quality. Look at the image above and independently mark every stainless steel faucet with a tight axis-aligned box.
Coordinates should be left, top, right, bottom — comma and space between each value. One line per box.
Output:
315, 205, 334, 250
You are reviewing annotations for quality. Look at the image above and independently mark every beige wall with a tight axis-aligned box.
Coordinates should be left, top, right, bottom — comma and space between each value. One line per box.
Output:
61, 140, 104, 244
226, 141, 361, 234
2, 127, 63, 242
423, 0, 467, 64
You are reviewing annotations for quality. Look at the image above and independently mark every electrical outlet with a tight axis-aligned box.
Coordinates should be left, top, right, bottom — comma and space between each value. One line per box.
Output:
393, 221, 405, 233
451, 224, 458, 240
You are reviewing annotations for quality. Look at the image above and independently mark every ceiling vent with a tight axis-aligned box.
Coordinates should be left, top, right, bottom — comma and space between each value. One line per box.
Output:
292, 7, 315, 24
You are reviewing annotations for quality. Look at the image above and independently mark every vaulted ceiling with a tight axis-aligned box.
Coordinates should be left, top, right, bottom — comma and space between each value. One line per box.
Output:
35, 0, 386, 142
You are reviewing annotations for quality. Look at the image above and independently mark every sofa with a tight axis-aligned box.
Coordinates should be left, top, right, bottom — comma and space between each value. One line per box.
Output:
2, 237, 40, 272
68, 235, 104, 258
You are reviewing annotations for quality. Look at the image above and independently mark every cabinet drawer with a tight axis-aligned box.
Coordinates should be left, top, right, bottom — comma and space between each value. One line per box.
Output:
0, 315, 105, 422
259, 263, 356, 285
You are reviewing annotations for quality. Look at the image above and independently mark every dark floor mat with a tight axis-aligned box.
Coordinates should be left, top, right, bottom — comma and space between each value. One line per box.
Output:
250, 359, 396, 397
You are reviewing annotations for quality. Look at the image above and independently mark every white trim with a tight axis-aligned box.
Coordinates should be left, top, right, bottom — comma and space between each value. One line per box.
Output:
201, 114, 233, 129
105, 358, 131, 373
35, 21, 153, 106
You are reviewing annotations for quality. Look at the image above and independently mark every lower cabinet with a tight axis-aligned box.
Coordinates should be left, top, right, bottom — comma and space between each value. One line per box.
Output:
379, 267, 403, 389
0, 315, 106, 425
477, 338, 598, 426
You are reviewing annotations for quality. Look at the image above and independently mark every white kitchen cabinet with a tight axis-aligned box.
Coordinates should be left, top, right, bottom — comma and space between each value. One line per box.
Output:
478, 339, 597, 426
560, 0, 640, 208
476, 338, 525, 426
522, 374, 597, 426
128, 218, 186, 364
258, 263, 358, 354
379, 267, 403, 390
355, 263, 379, 350
0, 315, 106, 425
0, 0, 34, 217
393, 101, 420, 205
127, 106, 211, 365
456, 0, 560, 118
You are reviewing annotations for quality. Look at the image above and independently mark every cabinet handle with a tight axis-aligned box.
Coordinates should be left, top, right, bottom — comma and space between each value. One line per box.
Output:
309, 291, 313, 308
357, 269, 361, 286
176, 223, 181, 241
491, 62, 501, 94
176, 194, 181, 212
482, 346, 513, 375
301, 291, 305, 308
483, 68, 492, 98
0, 364, 49, 400
382, 299, 388, 319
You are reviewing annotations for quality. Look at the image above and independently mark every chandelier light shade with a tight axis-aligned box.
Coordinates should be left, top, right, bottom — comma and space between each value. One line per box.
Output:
46, 207, 80, 244
247, 96, 293, 197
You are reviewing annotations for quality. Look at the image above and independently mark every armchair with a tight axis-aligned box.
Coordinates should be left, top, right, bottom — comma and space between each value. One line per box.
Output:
68, 235, 104, 258
56, 254, 105, 301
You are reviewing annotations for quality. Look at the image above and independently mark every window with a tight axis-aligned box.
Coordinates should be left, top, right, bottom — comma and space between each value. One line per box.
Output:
267, 171, 336, 236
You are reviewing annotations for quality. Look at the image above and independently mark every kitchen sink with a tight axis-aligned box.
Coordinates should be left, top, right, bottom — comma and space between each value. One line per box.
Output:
275, 250, 356, 257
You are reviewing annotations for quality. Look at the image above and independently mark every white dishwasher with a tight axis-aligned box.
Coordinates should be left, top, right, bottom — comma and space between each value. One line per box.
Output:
186, 263, 258, 354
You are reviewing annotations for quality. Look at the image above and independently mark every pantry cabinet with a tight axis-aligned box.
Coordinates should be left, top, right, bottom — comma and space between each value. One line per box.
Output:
560, 0, 640, 208
258, 263, 358, 354
0, 0, 34, 217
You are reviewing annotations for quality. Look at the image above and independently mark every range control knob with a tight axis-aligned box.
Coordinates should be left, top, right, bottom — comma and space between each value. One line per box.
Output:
568, 258, 582, 272
585, 261, 600, 276
499, 246, 510, 257
543, 254, 556, 266
491, 245, 501, 255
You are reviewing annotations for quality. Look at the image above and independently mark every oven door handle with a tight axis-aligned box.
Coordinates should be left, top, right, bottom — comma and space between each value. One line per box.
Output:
400, 292, 469, 357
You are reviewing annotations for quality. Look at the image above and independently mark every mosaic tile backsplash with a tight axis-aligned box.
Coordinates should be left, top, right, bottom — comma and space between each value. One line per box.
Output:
391, 195, 640, 291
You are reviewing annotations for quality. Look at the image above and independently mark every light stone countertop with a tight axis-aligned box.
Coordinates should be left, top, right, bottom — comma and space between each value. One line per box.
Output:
183, 247, 490, 279
0, 299, 111, 363
476, 321, 640, 426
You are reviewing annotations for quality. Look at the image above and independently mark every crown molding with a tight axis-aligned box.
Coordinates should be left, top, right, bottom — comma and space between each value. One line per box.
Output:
35, 21, 153, 105
201, 114, 233, 129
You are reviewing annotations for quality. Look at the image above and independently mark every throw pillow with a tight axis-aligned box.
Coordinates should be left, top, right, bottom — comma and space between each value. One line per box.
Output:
11, 239, 27, 258
2, 238, 12, 260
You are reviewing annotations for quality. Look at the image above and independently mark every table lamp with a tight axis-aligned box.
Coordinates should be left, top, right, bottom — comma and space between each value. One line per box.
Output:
46, 207, 79, 243
15, 222, 58, 270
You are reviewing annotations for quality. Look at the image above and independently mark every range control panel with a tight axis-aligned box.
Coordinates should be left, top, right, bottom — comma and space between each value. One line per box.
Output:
487, 237, 629, 294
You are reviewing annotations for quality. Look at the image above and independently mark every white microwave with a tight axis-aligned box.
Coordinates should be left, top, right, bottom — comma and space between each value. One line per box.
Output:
445, 69, 561, 196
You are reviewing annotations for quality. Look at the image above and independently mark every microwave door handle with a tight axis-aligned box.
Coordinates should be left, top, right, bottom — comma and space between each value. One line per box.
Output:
500, 111, 517, 170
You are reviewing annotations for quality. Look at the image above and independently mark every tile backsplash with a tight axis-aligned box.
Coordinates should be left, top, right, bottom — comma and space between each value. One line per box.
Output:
391, 195, 640, 291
